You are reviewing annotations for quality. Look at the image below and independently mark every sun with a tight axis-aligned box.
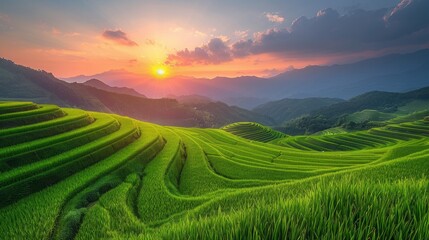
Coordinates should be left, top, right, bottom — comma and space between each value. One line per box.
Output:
151, 65, 169, 78
156, 68, 166, 76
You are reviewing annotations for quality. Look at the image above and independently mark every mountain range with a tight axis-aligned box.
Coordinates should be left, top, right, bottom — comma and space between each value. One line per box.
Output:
63, 49, 429, 109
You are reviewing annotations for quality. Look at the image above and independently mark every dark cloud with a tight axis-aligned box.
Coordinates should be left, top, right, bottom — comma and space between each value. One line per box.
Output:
384, 0, 429, 37
166, 38, 231, 66
167, 0, 429, 65
102, 30, 138, 46
231, 39, 253, 57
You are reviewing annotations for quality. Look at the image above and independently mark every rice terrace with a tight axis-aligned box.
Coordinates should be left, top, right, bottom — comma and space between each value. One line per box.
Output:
0, 100, 428, 239
1, 0, 429, 239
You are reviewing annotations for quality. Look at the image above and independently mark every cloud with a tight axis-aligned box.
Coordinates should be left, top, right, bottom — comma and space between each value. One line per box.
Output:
166, 38, 231, 66
265, 12, 285, 23
384, 0, 429, 38
102, 30, 138, 46
234, 30, 249, 39
167, 0, 429, 66
231, 39, 253, 57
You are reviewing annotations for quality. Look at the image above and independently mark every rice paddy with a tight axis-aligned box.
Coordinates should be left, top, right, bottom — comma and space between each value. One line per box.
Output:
0, 101, 428, 239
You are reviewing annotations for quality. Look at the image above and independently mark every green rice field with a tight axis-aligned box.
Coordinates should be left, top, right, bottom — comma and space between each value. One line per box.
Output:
0, 101, 428, 239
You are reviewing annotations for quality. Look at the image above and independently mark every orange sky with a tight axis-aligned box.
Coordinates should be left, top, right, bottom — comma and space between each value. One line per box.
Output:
0, 34, 323, 79
1, 0, 427, 79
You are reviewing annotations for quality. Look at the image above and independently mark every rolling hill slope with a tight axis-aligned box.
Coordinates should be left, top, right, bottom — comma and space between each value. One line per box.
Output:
253, 97, 344, 124
0, 101, 428, 239
282, 86, 429, 134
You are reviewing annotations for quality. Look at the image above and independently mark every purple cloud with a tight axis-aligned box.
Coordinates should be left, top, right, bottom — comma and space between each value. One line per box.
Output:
166, 38, 231, 66
166, 0, 429, 65
102, 30, 138, 46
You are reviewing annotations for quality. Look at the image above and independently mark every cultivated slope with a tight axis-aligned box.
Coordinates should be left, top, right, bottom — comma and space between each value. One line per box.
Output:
222, 122, 287, 142
0, 101, 428, 239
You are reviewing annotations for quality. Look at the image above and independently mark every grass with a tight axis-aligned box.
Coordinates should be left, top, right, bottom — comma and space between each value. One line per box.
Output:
153, 179, 429, 240
0, 101, 428, 239
0, 116, 164, 239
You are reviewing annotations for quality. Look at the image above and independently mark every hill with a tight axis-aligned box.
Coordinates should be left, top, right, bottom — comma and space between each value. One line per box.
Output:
253, 97, 344, 124
82, 79, 146, 98
283, 87, 429, 134
0, 101, 428, 239
0, 58, 273, 127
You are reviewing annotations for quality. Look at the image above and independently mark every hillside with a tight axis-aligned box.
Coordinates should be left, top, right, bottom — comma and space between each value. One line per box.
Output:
0, 101, 428, 239
253, 97, 344, 124
222, 122, 287, 142
82, 79, 146, 98
167, 94, 213, 105
0, 58, 272, 127
282, 87, 429, 134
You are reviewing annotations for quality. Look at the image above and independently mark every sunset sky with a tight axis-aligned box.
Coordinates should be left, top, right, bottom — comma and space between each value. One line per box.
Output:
1, 0, 428, 78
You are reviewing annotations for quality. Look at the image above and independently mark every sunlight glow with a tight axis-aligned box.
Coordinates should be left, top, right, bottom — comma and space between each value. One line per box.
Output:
156, 68, 166, 76
152, 66, 169, 78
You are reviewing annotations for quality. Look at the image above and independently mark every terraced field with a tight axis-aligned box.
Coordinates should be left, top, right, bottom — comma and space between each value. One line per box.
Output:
277, 119, 429, 152
222, 122, 287, 142
1, 101, 428, 239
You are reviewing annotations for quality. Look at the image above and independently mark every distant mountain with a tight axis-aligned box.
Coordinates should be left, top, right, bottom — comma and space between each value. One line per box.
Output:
82, 79, 146, 98
269, 49, 429, 99
0, 58, 273, 127
253, 97, 344, 124
61, 49, 429, 109
62, 69, 148, 84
